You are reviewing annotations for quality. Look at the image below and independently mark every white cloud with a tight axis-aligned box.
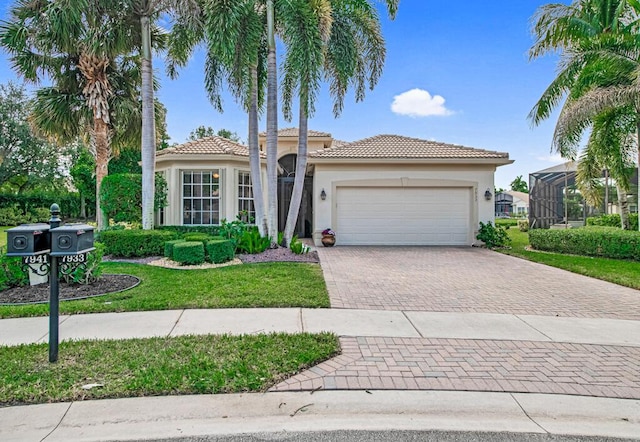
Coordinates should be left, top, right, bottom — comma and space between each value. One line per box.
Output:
391, 88, 453, 117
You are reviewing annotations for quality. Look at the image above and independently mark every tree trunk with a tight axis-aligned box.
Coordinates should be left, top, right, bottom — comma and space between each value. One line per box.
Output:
80, 194, 86, 219
94, 118, 111, 231
266, 0, 278, 247
616, 184, 630, 230
249, 65, 267, 236
141, 13, 156, 230
283, 90, 309, 247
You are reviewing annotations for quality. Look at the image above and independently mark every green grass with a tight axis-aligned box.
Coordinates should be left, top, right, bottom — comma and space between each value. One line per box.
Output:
500, 228, 640, 289
0, 332, 340, 406
0, 262, 330, 318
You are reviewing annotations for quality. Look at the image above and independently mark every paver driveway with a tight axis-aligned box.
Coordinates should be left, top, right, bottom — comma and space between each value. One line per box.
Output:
317, 246, 640, 320
271, 247, 640, 398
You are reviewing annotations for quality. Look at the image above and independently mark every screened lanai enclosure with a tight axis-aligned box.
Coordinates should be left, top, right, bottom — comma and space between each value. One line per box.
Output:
529, 162, 639, 229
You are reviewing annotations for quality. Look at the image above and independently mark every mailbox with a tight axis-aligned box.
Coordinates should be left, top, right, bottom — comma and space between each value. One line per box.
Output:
50, 224, 95, 256
5, 224, 51, 257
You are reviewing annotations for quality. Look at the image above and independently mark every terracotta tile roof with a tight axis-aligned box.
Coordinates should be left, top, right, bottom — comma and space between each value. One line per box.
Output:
156, 136, 251, 157
309, 134, 509, 160
259, 127, 332, 137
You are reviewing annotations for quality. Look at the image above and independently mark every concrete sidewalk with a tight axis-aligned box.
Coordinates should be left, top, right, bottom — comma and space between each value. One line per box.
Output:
2, 308, 640, 347
2, 309, 640, 440
2, 390, 640, 441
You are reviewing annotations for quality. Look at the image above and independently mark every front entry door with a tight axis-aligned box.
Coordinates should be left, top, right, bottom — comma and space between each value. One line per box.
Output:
277, 154, 313, 238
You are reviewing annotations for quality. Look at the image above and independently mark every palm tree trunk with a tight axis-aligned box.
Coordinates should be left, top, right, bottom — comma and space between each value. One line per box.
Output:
616, 183, 630, 230
140, 13, 156, 230
283, 89, 309, 246
249, 65, 267, 236
266, 0, 278, 247
94, 118, 110, 231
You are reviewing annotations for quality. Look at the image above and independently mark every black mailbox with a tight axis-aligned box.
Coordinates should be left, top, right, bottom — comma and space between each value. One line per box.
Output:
50, 224, 95, 256
6, 224, 51, 257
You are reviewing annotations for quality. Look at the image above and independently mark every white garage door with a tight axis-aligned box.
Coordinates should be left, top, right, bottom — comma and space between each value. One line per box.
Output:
336, 187, 471, 245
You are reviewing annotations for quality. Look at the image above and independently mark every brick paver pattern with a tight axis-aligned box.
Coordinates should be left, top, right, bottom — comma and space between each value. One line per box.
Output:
271, 337, 640, 400
318, 247, 640, 320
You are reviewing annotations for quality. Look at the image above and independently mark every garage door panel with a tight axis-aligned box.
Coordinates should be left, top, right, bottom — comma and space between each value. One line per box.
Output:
336, 187, 471, 246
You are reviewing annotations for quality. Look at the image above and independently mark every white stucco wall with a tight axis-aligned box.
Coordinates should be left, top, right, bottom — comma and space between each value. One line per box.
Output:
156, 157, 266, 226
312, 162, 497, 246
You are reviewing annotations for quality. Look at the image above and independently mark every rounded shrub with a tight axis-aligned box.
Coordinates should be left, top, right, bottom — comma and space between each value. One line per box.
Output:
206, 239, 235, 264
173, 242, 205, 265
164, 239, 185, 258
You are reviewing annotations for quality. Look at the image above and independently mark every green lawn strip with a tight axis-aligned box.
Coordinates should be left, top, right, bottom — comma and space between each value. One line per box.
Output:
499, 229, 640, 290
0, 332, 339, 406
0, 262, 330, 319
0, 226, 13, 249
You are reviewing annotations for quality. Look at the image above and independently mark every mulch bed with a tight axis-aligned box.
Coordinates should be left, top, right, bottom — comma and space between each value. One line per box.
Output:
0, 274, 140, 305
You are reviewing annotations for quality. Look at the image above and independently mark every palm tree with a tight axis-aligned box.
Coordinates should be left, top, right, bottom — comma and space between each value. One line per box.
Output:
0, 0, 141, 230
281, 0, 398, 246
529, 0, 640, 229
168, 0, 269, 236
132, 0, 200, 230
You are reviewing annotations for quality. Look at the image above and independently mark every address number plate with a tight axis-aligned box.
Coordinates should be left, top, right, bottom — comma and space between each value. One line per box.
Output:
22, 254, 88, 265
60, 254, 87, 263
22, 255, 48, 265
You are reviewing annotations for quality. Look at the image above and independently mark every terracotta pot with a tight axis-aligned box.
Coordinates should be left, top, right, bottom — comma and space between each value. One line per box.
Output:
321, 235, 336, 247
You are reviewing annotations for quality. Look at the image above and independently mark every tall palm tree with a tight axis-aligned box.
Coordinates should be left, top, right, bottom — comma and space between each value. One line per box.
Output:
168, 0, 269, 236
265, 0, 279, 245
281, 0, 398, 246
0, 0, 140, 230
529, 0, 640, 229
133, 0, 200, 230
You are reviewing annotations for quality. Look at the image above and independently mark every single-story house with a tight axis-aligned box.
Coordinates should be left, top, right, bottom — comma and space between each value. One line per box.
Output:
155, 128, 513, 246
495, 190, 529, 217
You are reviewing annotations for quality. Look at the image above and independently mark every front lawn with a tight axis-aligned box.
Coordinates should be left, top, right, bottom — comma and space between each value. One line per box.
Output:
0, 332, 339, 406
499, 228, 640, 289
0, 261, 330, 318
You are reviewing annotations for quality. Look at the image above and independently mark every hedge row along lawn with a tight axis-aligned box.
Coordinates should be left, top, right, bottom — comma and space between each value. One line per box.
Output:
0, 262, 330, 319
500, 229, 640, 290
0, 332, 340, 406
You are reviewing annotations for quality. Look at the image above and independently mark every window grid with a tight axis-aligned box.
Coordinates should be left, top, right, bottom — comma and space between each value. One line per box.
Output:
182, 170, 221, 225
238, 171, 255, 223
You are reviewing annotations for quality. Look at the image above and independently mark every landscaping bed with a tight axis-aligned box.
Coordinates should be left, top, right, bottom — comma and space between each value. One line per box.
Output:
0, 274, 139, 305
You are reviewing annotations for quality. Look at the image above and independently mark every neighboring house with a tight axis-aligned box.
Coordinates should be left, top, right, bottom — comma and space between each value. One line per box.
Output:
508, 191, 529, 216
155, 128, 513, 246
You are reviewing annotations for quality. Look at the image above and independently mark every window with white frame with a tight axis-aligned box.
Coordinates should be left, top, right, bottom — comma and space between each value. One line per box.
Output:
182, 170, 221, 225
238, 171, 255, 223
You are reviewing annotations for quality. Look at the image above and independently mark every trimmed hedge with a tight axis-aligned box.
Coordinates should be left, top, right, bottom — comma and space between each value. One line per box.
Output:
157, 225, 221, 236
206, 239, 235, 264
164, 239, 185, 258
173, 241, 205, 265
586, 214, 638, 231
99, 229, 178, 257
529, 227, 640, 261
183, 233, 213, 243
495, 218, 518, 227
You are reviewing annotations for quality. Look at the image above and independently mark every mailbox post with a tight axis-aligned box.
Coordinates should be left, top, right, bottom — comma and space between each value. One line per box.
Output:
5, 204, 94, 362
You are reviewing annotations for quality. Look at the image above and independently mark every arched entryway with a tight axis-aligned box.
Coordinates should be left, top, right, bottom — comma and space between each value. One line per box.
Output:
278, 154, 313, 237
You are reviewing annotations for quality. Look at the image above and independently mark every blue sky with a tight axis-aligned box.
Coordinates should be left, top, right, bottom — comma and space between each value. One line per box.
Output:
0, 1, 567, 189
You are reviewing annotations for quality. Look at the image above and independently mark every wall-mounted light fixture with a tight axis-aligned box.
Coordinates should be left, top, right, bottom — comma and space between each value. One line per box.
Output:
484, 188, 492, 200
320, 189, 327, 200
